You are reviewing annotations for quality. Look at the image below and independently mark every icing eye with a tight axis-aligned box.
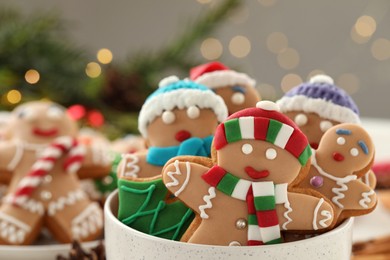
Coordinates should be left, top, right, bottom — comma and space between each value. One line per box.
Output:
231, 92, 245, 105
186, 106, 200, 119
265, 148, 277, 160
320, 120, 333, 132
337, 137, 346, 145
162, 111, 175, 124
350, 148, 359, 157
294, 114, 308, 126
47, 106, 64, 119
17, 109, 36, 121
241, 143, 253, 155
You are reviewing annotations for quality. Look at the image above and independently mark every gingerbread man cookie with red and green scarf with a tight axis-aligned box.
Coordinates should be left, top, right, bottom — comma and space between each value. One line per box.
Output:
162, 101, 334, 246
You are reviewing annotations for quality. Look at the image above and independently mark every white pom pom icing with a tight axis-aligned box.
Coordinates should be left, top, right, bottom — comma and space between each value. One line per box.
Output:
256, 100, 280, 112
159, 75, 180, 88
309, 74, 334, 85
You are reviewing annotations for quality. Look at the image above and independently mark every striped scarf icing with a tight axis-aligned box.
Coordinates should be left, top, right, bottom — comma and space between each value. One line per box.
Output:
202, 165, 289, 245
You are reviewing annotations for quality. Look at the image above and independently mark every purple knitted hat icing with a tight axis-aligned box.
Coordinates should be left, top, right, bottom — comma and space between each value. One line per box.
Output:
276, 75, 360, 123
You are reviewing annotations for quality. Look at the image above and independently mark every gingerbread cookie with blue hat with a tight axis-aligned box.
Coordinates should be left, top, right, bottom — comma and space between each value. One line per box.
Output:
116, 76, 227, 241
276, 74, 376, 189
190, 61, 261, 116
161, 101, 334, 246
0, 101, 111, 245
298, 123, 377, 224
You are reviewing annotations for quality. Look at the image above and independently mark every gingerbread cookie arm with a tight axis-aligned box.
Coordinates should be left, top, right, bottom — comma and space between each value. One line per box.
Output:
278, 192, 334, 232
76, 144, 111, 179
162, 159, 211, 215
340, 180, 377, 211
117, 151, 162, 180
0, 141, 18, 183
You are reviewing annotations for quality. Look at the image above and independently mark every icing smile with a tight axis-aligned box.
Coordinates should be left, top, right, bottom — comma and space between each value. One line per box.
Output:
332, 152, 344, 162
245, 166, 269, 179
175, 130, 191, 142
33, 127, 59, 137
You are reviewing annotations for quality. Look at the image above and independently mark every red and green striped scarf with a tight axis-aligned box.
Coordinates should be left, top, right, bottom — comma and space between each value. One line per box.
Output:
202, 165, 289, 245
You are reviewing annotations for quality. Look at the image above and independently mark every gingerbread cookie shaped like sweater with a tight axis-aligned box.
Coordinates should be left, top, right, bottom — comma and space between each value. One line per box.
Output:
276, 74, 376, 189
162, 101, 334, 246
190, 62, 261, 116
0, 101, 110, 245
299, 123, 377, 223
118, 76, 227, 180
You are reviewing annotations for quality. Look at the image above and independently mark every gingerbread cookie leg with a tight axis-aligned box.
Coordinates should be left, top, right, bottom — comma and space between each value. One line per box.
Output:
45, 198, 103, 243
0, 203, 44, 245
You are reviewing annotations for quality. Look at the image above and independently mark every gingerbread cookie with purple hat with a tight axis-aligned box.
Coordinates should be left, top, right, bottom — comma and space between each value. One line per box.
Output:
0, 101, 110, 245
162, 101, 334, 246
298, 123, 377, 223
190, 62, 261, 116
118, 76, 227, 180
276, 74, 376, 189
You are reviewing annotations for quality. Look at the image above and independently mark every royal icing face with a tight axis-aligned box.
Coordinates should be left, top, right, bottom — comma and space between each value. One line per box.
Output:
216, 139, 302, 184
316, 125, 374, 178
146, 108, 219, 147
9, 102, 77, 144
284, 111, 340, 149
214, 85, 260, 115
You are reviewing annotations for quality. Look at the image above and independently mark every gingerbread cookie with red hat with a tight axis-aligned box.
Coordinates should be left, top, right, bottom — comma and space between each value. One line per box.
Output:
0, 101, 110, 245
162, 101, 334, 246
277, 74, 376, 189
190, 62, 261, 116
298, 123, 377, 223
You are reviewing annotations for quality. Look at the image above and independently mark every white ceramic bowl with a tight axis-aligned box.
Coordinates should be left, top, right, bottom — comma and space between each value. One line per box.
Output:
105, 189, 353, 260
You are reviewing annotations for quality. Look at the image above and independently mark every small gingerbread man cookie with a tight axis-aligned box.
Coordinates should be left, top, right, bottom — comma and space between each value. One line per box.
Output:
162, 101, 334, 246
190, 62, 261, 116
0, 101, 110, 245
299, 123, 377, 223
118, 76, 227, 179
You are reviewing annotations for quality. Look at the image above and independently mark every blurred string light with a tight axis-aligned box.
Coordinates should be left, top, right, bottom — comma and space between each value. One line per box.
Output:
337, 73, 360, 94
266, 32, 288, 54
351, 15, 377, 44
200, 38, 223, 60
371, 38, 390, 61
229, 35, 251, 58
25, 69, 40, 84
85, 62, 102, 78
257, 0, 277, 7
281, 73, 302, 93
257, 83, 277, 100
277, 48, 300, 70
307, 70, 326, 80
97, 48, 113, 64
6, 90, 22, 104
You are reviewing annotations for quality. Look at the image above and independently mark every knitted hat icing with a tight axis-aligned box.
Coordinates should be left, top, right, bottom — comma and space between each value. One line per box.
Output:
276, 74, 360, 123
190, 61, 256, 89
214, 101, 311, 166
138, 76, 228, 138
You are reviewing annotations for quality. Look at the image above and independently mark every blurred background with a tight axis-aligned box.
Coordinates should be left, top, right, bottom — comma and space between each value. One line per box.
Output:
0, 0, 389, 137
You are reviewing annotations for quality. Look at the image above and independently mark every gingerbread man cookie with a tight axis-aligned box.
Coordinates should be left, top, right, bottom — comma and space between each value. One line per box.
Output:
118, 76, 227, 179
277, 74, 376, 189
162, 101, 334, 246
0, 101, 110, 245
190, 62, 261, 116
298, 123, 376, 223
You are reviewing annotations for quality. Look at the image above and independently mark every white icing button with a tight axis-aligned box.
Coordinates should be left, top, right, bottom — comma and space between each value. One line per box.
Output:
235, 218, 247, 230
256, 100, 280, 112
241, 144, 253, 155
309, 74, 334, 85
186, 106, 200, 119
229, 241, 242, 246
320, 120, 333, 132
294, 113, 308, 126
40, 190, 52, 200
231, 92, 245, 105
44, 175, 53, 183
337, 137, 346, 145
350, 148, 359, 157
162, 111, 175, 124
266, 148, 277, 160
103, 175, 113, 185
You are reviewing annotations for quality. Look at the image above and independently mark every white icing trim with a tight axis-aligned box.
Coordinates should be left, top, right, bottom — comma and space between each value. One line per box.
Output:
120, 154, 140, 178
138, 88, 228, 138
48, 189, 87, 216
0, 212, 31, 244
282, 201, 293, 230
20, 197, 44, 215
320, 210, 332, 228
71, 203, 103, 239
195, 70, 256, 89
165, 160, 191, 197
363, 171, 370, 186
199, 187, 216, 219
80, 180, 103, 201
0, 212, 31, 232
313, 198, 324, 230
359, 189, 375, 209
7, 141, 24, 171
239, 117, 254, 139
276, 95, 360, 124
